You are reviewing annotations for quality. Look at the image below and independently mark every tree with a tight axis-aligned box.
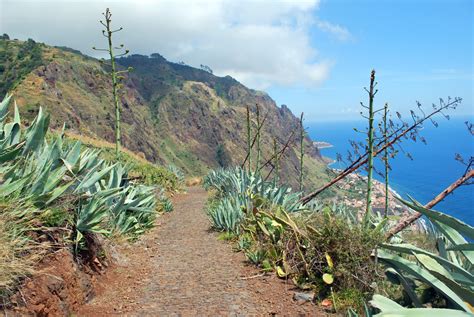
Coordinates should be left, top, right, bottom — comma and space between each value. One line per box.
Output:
216, 144, 231, 167
200, 64, 213, 74
93, 8, 131, 158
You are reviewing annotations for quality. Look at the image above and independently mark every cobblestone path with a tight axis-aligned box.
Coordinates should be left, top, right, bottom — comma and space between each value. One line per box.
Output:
78, 187, 321, 316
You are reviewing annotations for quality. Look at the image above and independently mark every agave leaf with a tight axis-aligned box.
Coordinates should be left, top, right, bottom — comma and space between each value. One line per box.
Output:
435, 222, 474, 266
42, 165, 68, 194
377, 249, 471, 312
0, 174, 32, 197
13, 102, 20, 124
437, 237, 448, 260
45, 180, 74, 205
63, 141, 82, 170
447, 244, 474, 251
0, 94, 12, 119
75, 163, 116, 193
29, 161, 54, 195
400, 197, 474, 240
23, 107, 50, 154
414, 253, 474, 306
3, 122, 21, 146
370, 294, 472, 317
370, 294, 405, 311
385, 267, 423, 308
380, 244, 474, 286
0, 142, 25, 163
76, 197, 109, 235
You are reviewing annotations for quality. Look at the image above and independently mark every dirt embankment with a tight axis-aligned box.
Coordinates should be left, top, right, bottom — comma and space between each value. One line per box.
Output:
7, 249, 97, 316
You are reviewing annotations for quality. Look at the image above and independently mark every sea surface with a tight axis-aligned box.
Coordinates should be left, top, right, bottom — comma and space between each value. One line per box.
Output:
307, 116, 473, 225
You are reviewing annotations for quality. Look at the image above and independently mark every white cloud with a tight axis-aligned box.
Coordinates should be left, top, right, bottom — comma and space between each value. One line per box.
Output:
1, 0, 347, 89
315, 20, 352, 42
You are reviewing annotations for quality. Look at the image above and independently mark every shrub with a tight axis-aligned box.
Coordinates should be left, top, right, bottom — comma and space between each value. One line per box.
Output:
203, 166, 386, 313
285, 210, 383, 310
160, 196, 174, 213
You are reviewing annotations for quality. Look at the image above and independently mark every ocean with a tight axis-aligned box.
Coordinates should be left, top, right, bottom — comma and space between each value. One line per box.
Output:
307, 116, 473, 226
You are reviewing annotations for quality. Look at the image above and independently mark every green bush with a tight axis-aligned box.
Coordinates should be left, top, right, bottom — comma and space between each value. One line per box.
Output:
0, 39, 44, 96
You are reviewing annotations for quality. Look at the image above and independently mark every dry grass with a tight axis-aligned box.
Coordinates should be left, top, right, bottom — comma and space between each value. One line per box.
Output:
185, 177, 202, 186
64, 131, 151, 165
0, 209, 46, 298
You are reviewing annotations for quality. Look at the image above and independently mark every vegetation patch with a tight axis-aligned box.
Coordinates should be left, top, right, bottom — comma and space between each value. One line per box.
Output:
0, 95, 176, 309
203, 167, 474, 315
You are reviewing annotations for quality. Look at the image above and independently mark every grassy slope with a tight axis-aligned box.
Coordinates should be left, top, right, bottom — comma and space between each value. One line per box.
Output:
1, 39, 331, 190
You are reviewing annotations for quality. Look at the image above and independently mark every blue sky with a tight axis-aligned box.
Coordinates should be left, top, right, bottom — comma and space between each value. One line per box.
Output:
2, 0, 473, 122
268, 0, 473, 121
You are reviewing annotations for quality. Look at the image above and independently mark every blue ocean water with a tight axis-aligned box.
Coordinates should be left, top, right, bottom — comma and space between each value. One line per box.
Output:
307, 116, 473, 225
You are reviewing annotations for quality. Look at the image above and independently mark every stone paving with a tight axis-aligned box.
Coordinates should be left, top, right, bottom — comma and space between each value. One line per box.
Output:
78, 187, 322, 316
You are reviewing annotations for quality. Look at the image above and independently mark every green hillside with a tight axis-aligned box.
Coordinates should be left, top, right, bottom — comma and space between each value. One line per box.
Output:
0, 38, 331, 190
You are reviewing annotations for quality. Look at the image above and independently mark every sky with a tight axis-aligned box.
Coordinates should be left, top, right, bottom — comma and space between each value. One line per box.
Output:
1, 0, 473, 122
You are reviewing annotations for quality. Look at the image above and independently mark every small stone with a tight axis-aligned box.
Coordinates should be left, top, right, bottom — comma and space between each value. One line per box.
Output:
293, 292, 314, 303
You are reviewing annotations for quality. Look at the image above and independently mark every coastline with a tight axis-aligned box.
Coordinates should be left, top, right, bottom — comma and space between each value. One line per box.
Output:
315, 139, 406, 216
308, 119, 474, 226
329, 167, 409, 217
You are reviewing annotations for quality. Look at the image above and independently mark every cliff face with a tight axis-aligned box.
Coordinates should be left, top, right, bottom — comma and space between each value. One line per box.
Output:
1, 39, 329, 189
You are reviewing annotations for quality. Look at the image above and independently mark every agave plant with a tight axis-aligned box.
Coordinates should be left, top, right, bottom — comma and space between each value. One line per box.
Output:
203, 167, 304, 213
167, 164, 185, 184
375, 197, 474, 314
370, 294, 472, 316
207, 197, 244, 233
160, 196, 174, 213
0, 95, 159, 249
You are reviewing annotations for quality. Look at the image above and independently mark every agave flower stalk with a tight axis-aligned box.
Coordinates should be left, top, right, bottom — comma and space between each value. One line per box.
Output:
383, 103, 389, 217
273, 137, 279, 184
93, 8, 131, 159
365, 70, 377, 219
299, 112, 304, 192
246, 104, 252, 173
255, 104, 261, 173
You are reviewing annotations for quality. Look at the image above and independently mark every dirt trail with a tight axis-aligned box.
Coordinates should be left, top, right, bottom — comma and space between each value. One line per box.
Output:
78, 187, 321, 316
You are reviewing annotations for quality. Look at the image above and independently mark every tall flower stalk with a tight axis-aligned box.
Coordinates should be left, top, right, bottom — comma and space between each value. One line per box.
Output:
255, 104, 261, 173
299, 112, 304, 192
383, 102, 389, 217
246, 104, 252, 173
273, 137, 279, 184
93, 8, 131, 159
364, 70, 377, 220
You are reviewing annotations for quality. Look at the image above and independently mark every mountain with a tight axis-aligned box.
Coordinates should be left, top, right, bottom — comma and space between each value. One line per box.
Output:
0, 38, 330, 189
